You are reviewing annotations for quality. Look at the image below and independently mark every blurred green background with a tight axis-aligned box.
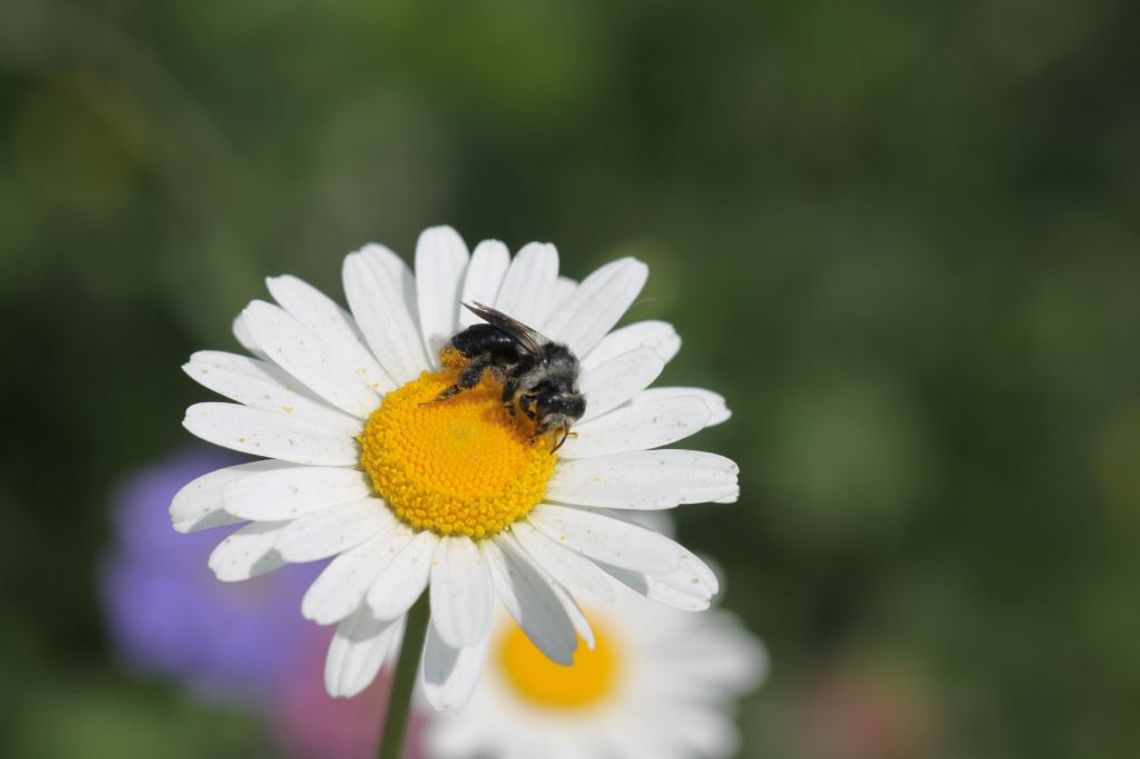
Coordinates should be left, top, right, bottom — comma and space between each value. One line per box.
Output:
3, 0, 1139, 757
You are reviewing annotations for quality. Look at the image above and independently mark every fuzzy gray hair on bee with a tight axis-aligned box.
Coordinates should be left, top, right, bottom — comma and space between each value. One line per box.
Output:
433, 302, 585, 452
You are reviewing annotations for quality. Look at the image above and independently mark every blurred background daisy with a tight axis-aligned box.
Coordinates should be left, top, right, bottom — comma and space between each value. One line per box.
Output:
427, 582, 766, 759
3, 0, 1140, 757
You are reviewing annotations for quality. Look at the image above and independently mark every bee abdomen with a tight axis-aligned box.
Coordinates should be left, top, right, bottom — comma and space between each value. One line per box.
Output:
448, 324, 522, 361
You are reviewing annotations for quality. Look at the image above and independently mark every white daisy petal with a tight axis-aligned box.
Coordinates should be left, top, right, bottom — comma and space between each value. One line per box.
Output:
416, 226, 471, 361
266, 274, 395, 394
183, 351, 362, 436
208, 520, 288, 581
631, 386, 732, 426
509, 521, 616, 606
458, 240, 511, 328
343, 245, 431, 384
600, 564, 661, 606
595, 506, 676, 537
426, 716, 486, 759
366, 530, 438, 620
527, 503, 686, 573
494, 242, 559, 326
387, 612, 408, 658
546, 450, 739, 510
504, 745, 563, 759
671, 613, 768, 692
600, 548, 719, 611
551, 275, 577, 312
222, 465, 371, 522
582, 320, 681, 370
183, 402, 359, 465
500, 531, 595, 649
242, 300, 379, 418
172, 506, 241, 534
578, 348, 666, 423
273, 498, 392, 563
421, 623, 491, 711
558, 396, 711, 459
603, 725, 685, 759
673, 709, 741, 758
652, 551, 720, 605
430, 536, 495, 648
302, 525, 411, 625
325, 607, 404, 698
543, 257, 648, 356
169, 461, 285, 533
232, 314, 267, 359
481, 538, 578, 665
552, 582, 594, 649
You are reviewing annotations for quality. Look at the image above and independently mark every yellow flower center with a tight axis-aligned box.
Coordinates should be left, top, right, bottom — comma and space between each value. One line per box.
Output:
498, 615, 620, 709
358, 370, 556, 538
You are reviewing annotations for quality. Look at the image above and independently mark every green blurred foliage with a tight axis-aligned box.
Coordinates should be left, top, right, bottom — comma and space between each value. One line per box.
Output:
2, 0, 1139, 756
12, 678, 268, 759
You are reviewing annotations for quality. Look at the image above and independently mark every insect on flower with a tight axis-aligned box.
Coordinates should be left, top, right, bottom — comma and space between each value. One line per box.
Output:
432, 302, 586, 452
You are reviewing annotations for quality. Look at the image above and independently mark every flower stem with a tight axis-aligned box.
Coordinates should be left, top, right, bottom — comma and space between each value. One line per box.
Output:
378, 594, 430, 759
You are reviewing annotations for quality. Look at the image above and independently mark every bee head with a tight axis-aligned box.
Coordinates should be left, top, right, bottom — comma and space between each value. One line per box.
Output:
537, 393, 585, 424
534, 394, 586, 453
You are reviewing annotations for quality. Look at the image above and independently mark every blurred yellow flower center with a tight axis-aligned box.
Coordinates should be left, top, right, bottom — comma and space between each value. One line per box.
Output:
498, 617, 620, 709
358, 370, 555, 538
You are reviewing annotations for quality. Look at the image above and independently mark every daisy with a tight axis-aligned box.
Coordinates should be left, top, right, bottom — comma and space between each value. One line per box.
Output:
173, 226, 739, 710
426, 585, 767, 759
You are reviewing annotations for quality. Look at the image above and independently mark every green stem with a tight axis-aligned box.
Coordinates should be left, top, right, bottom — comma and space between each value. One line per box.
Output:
377, 594, 430, 759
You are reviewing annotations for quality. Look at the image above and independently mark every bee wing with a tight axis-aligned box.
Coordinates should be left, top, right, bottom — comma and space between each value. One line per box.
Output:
463, 302, 547, 355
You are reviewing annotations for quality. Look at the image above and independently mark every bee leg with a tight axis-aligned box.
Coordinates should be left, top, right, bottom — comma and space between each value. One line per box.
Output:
500, 377, 519, 416
427, 357, 489, 404
555, 429, 579, 452
533, 426, 576, 452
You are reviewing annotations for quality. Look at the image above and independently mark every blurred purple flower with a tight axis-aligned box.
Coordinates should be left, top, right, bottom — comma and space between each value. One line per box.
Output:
98, 447, 427, 758
99, 447, 322, 701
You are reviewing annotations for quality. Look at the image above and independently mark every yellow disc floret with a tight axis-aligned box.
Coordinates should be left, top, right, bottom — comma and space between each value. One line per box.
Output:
358, 370, 555, 538
498, 615, 620, 709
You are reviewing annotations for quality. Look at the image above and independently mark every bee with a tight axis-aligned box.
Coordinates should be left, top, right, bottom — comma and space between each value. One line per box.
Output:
434, 302, 586, 451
